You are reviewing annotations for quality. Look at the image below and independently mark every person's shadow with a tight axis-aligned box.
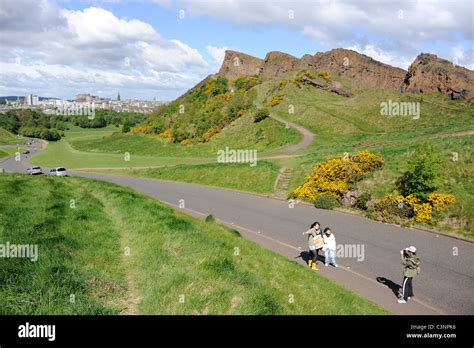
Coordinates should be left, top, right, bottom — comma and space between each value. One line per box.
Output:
297, 251, 326, 264
377, 277, 401, 298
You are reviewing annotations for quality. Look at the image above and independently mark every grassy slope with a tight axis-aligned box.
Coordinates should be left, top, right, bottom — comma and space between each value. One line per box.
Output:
90, 161, 279, 194
0, 174, 388, 315
0, 127, 25, 145
30, 124, 212, 169
263, 81, 474, 238
72, 112, 301, 157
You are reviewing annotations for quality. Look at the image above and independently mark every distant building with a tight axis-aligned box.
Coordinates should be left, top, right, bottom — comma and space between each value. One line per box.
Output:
25, 94, 39, 106
117, 91, 121, 101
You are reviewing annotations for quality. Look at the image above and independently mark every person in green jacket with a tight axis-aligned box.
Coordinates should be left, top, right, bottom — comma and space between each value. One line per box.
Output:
398, 246, 420, 304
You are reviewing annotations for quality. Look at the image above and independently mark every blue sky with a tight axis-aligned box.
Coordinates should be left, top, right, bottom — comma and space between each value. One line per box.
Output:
1, 0, 473, 100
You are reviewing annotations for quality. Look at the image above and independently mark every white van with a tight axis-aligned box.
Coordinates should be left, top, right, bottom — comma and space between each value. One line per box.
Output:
49, 167, 68, 177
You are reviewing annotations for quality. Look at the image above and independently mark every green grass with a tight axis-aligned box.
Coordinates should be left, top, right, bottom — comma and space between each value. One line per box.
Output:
72, 112, 301, 158
91, 161, 279, 194
0, 127, 25, 145
30, 124, 212, 169
0, 174, 388, 315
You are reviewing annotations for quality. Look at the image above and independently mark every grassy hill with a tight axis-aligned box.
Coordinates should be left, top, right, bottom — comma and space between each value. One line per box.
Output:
0, 174, 388, 315
0, 127, 24, 145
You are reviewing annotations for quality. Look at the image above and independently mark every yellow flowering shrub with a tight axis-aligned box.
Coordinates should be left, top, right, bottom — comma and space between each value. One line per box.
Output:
202, 126, 220, 142
279, 80, 287, 90
427, 193, 456, 212
129, 124, 152, 135
159, 128, 174, 143
293, 151, 384, 201
180, 139, 192, 145
270, 95, 283, 106
413, 203, 433, 222
376, 192, 454, 223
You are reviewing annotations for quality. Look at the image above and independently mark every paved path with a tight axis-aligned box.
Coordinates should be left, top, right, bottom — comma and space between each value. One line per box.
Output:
268, 114, 315, 154
2, 148, 474, 315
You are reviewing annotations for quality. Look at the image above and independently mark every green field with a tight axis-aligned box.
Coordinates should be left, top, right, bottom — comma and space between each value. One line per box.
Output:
72, 112, 301, 157
0, 174, 388, 315
91, 161, 279, 194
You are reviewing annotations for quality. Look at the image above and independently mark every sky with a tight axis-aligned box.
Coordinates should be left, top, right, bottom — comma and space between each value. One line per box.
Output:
0, 0, 473, 101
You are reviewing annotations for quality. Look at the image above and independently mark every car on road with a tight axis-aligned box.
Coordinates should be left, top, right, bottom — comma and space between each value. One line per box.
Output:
26, 166, 42, 175
23, 150, 30, 154
48, 167, 68, 177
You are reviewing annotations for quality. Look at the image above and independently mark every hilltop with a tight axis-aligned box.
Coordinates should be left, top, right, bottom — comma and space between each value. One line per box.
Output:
217, 48, 473, 101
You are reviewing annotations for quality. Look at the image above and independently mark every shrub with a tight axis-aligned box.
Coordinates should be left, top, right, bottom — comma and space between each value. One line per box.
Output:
293, 150, 384, 201
396, 144, 444, 200
158, 128, 174, 143
269, 95, 283, 106
313, 195, 340, 210
279, 80, 287, 90
202, 126, 220, 142
427, 192, 456, 212
354, 192, 371, 210
413, 203, 433, 222
254, 108, 270, 123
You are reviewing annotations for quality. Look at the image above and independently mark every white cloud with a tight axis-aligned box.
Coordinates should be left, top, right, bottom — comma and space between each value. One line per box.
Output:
347, 44, 412, 70
170, 0, 473, 69
0, 0, 210, 100
205, 45, 229, 66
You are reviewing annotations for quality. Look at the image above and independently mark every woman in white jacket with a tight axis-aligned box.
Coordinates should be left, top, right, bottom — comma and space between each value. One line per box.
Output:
323, 227, 338, 267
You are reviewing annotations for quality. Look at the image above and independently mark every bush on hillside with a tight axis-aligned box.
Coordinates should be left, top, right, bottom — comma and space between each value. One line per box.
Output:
313, 195, 341, 210
254, 108, 270, 123
293, 150, 384, 201
396, 144, 444, 200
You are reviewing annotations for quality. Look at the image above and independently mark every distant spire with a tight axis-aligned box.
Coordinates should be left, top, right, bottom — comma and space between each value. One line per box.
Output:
117, 91, 121, 101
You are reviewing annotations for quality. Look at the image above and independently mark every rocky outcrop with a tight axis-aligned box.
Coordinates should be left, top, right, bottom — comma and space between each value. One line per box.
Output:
217, 50, 263, 80
216, 48, 474, 100
260, 51, 300, 78
403, 53, 474, 101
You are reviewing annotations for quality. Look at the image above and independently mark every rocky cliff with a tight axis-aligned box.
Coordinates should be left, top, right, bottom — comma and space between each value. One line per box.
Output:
216, 48, 474, 100
403, 53, 474, 101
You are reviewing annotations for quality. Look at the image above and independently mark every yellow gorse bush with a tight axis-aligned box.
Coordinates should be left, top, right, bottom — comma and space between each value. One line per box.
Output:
293, 150, 384, 201
413, 203, 433, 222
202, 126, 220, 142
129, 124, 152, 135
427, 192, 456, 212
377, 192, 455, 223
158, 128, 174, 143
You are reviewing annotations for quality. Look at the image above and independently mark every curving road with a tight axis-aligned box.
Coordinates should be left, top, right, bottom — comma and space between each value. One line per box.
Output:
1, 146, 473, 315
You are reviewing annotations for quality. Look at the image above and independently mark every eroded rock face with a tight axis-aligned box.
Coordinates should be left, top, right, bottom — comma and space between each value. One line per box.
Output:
216, 49, 474, 100
260, 51, 300, 78
217, 50, 263, 80
403, 53, 474, 101
311, 48, 406, 90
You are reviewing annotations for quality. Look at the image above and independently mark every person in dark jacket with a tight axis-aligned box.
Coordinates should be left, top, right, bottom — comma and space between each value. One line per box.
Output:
398, 246, 420, 304
302, 222, 322, 270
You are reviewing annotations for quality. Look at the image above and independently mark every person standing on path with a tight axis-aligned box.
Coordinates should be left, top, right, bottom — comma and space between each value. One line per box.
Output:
302, 222, 323, 271
322, 227, 338, 267
398, 246, 420, 304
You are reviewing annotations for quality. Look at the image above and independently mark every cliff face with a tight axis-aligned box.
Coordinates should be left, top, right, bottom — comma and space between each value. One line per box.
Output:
310, 49, 407, 90
216, 49, 474, 100
217, 50, 263, 80
260, 51, 300, 78
403, 53, 474, 101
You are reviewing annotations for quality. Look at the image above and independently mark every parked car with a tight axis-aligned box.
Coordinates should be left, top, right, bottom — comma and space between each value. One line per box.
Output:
49, 167, 68, 177
23, 150, 30, 154
26, 166, 42, 175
